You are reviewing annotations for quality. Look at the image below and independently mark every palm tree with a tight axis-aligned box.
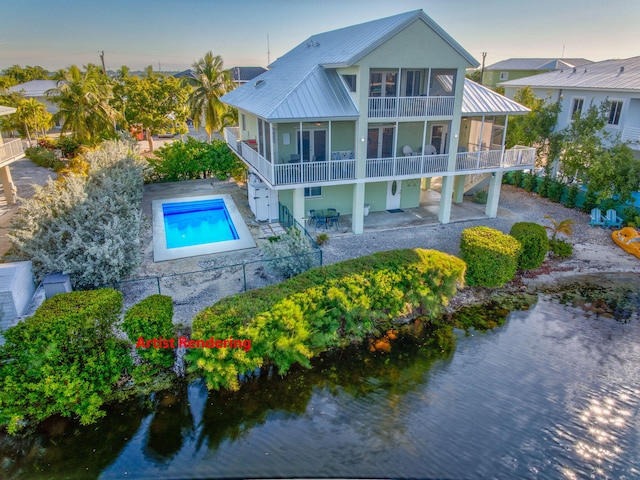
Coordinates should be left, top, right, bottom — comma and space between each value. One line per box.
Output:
188, 52, 235, 142
48, 64, 120, 144
14, 98, 53, 147
544, 215, 575, 240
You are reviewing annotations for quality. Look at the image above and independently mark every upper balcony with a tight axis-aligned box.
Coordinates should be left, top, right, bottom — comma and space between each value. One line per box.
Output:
0, 139, 25, 168
368, 96, 455, 119
224, 127, 535, 188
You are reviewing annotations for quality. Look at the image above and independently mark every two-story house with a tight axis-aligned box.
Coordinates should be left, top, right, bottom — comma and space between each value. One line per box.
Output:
482, 58, 591, 89
221, 10, 535, 234
500, 56, 640, 159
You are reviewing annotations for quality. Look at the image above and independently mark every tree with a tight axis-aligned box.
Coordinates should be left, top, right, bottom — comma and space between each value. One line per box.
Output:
543, 215, 574, 240
1, 64, 49, 84
11, 98, 53, 146
188, 52, 236, 142
466, 69, 482, 83
48, 64, 120, 144
506, 86, 562, 168
112, 66, 190, 151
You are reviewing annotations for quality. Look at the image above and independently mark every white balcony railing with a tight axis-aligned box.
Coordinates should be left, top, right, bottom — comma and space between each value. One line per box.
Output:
0, 138, 25, 167
224, 127, 536, 186
368, 96, 455, 118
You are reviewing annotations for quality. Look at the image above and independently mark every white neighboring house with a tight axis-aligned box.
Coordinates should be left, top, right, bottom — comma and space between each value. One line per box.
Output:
500, 56, 640, 158
0, 105, 25, 205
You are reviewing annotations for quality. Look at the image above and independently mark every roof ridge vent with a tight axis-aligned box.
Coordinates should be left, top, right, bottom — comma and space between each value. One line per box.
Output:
254, 79, 265, 88
306, 40, 320, 48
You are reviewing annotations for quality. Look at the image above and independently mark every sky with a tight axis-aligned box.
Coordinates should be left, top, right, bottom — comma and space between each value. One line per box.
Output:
1, 0, 639, 73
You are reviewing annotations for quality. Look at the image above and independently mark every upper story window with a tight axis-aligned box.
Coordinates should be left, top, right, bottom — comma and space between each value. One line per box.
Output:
570, 98, 584, 119
369, 70, 397, 97
342, 74, 357, 92
429, 69, 456, 96
403, 70, 422, 97
608, 100, 623, 125
499, 72, 509, 81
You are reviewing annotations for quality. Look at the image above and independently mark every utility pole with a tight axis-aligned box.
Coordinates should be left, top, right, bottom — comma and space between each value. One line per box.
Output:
99, 50, 106, 75
480, 52, 487, 82
267, 34, 271, 66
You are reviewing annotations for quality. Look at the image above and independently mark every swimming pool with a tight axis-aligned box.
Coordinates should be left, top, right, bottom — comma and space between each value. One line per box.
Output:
152, 194, 256, 261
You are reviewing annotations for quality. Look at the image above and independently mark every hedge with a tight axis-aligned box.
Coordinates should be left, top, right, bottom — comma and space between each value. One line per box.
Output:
460, 226, 521, 287
509, 222, 549, 270
122, 295, 175, 383
186, 248, 466, 391
0, 289, 131, 434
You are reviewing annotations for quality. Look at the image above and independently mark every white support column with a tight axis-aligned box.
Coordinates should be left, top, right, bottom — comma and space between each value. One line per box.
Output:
292, 187, 305, 225
0, 166, 16, 205
438, 175, 454, 223
453, 174, 466, 203
352, 182, 365, 234
485, 171, 503, 218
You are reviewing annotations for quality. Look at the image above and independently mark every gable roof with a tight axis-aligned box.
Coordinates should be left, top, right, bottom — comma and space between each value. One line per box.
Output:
221, 10, 478, 121
486, 58, 592, 71
8, 80, 57, 97
499, 56, 640, 92
462, 79, 529, 115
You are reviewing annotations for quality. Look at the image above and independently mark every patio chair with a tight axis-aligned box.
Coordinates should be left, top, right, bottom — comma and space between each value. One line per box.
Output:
423, 144, 437, 155
604, 209, 623, 229
588, 208, 605, 228
402, 145, 415, 156
308, 209, 317, 227
315, 215, 327, 230
328, 212, 340, 229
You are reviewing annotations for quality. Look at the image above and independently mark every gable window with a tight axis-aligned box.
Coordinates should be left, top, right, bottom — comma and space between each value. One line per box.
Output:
342, 74, 357, 92
608, 100, 623, 125
304, 186, 321, 198
571, 98, 584, 119
499, 72, 509, 81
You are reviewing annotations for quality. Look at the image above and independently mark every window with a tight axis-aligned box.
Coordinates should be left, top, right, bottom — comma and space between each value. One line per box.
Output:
403, 70, 421, 96
369, 70, 397, 97
342, 74, 357, 92
428, 69, 456, 96
304, 187, 322, 198
499, 72, 509, 81
570, 98, 584, 119
608, 100, 623, 125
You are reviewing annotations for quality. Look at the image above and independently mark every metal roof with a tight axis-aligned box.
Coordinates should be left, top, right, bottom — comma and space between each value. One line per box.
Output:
486, 58, 592, 71
499, 56, 640, 91
0, 105, 17, 116
8, 80, 57, 97
230, 67, 267, 82
462, 79, 530, 116
221, 10, 478, 121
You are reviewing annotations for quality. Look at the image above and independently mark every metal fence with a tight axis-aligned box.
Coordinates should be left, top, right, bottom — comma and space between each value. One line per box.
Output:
111, 208, 322, 323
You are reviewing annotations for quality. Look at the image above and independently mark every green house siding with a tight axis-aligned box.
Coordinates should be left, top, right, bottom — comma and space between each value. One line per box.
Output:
400, 179, 421, 208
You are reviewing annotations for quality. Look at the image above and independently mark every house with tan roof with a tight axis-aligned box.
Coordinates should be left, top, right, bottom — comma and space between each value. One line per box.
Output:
220, 10, 535, 233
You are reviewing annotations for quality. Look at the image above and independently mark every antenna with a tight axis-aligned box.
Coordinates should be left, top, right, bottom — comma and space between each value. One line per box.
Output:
267, 34, 271, 65
561, 43, 565, 58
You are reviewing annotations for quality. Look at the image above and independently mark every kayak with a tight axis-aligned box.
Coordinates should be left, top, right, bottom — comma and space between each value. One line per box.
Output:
612, 227, 640, 259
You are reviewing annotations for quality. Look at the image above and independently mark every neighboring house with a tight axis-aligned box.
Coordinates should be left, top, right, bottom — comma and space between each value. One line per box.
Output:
8, 80, 59, 121
483, 58, 592, 89
173, 67, 266, 86
220, 10, 535, 233
0, 105, 25, 205
500, 56, 640, 158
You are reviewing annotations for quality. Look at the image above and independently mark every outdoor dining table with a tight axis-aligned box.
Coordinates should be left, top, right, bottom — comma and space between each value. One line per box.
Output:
312, 209, 339, 229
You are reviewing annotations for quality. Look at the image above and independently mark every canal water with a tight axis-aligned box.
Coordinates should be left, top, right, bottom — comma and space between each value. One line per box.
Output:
2, 274, 640, 479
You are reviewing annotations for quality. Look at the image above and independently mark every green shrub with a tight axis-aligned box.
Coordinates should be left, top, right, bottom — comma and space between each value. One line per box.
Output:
8, 140, 145, 289
548, 180, 565, 203
460, 226, 521, 287
122, 295, 175, 383
622, 206, 640, 227
148, 138, 246, 182
0, 289, 131, 434
538, 175, 551, 198
581, 190, 598, 213
513, 170, 524, 188
523, 170, 537, 192
471, 189, 488, 204
187, 248, 466, 391
564, 184, 579, 208
549, 238, 573, 258
25, 146, 65, 171
509, 222, 549, 270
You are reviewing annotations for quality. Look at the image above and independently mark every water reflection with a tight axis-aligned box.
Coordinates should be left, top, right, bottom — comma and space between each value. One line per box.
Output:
1, 274, 639, 479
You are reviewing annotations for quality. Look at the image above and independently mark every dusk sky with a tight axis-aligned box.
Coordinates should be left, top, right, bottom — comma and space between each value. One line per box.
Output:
2, 0, 639, 73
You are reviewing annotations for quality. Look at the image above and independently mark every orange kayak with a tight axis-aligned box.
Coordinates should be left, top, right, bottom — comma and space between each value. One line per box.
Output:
612, 227, 640, 259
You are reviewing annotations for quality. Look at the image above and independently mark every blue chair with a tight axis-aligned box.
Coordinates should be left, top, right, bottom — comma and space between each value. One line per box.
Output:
328, 212, 340, 229
588, 208, 605, 228
308, 209, 316, 227
315, 215, 327, 230
604, 209, 623, 229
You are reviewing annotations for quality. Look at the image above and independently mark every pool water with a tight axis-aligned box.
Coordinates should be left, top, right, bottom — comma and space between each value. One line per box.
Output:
163, 199, 239, 249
